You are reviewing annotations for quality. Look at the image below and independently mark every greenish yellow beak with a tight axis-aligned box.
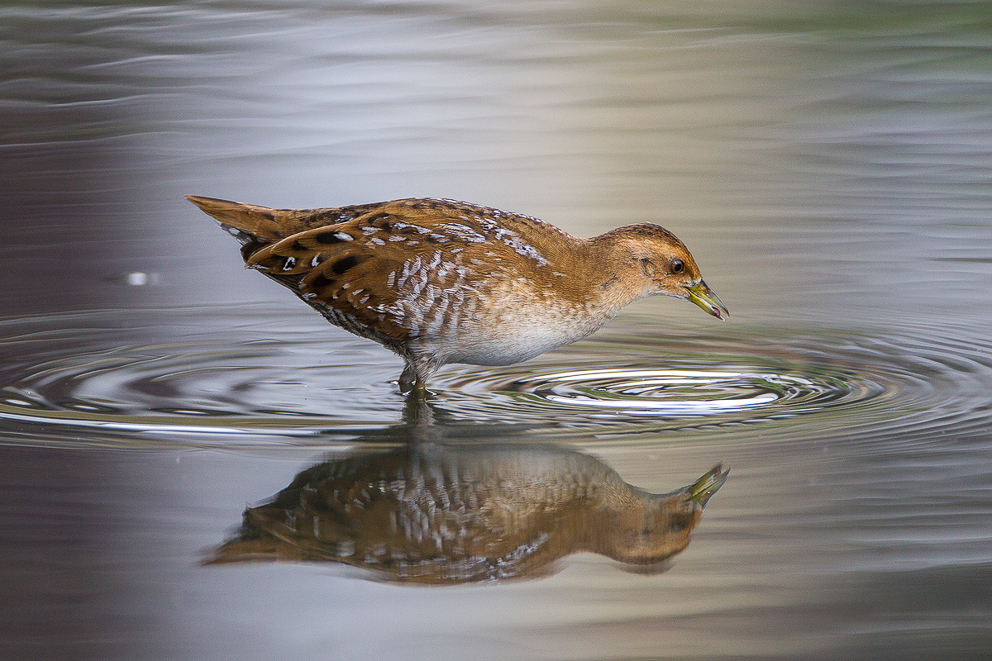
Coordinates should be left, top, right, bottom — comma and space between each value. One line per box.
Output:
685, 280, 729, 320
683, 465, 728, 507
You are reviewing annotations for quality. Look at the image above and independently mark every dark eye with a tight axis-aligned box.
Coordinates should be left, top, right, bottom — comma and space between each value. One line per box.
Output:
670, 259, 684, 274
669, 515, 689, 533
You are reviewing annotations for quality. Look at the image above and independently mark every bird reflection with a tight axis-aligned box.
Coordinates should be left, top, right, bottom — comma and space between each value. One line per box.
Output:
207, 399, 726, 584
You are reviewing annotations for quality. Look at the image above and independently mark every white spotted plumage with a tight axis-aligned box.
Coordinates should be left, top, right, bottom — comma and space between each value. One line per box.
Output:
189, 194, 724, 392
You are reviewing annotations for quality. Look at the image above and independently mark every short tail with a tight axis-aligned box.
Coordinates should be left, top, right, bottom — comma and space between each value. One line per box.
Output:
186, 195, 290, 245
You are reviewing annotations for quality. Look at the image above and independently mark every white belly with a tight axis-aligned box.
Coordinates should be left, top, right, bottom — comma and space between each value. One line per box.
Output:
433, 298, 619, 367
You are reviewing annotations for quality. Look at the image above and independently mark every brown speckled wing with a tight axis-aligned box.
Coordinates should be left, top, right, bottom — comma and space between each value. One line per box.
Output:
243, 210, 415, 343
239, 200, 562, 341
196, 196, 584, 350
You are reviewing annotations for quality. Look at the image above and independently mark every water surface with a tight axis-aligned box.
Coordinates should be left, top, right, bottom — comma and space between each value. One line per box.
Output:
2, 2, 991, 659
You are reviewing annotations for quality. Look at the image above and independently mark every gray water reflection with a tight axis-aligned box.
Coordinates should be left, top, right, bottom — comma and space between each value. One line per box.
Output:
208, 405, 726, 583
2, 1, 992, 660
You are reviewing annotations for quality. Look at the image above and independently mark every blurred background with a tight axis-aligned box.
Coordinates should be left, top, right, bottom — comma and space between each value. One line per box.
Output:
1, 1, 991, 659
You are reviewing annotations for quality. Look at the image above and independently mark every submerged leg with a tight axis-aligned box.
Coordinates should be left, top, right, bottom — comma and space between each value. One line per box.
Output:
398, 361, 419, 395
397, 356, 440, 396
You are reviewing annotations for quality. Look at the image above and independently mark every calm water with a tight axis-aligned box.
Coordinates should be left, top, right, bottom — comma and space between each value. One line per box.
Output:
2, 2, 991, 659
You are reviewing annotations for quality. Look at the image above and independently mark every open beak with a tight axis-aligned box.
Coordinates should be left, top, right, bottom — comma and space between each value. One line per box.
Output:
685, 280, 729, 320
682, 465, 728, 508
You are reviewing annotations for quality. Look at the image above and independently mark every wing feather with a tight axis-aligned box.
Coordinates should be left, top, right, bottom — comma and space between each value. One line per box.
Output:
190, 196, 583, 349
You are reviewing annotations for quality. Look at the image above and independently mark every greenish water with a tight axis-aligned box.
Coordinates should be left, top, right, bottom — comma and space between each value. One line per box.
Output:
2, 2, 991, 659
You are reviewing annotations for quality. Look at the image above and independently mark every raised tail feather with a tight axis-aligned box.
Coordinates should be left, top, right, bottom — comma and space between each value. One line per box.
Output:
185, 195, 296, 246
187, 194, 386, 253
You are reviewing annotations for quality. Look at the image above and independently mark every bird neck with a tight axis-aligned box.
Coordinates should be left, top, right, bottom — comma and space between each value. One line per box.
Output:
578, 233, 651, 311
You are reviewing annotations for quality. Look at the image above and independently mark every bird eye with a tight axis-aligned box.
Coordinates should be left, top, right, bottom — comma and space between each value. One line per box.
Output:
670, 259, 684, 274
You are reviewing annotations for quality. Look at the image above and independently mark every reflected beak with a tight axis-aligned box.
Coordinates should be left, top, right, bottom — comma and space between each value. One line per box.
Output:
685, 280, 729, 320
683, 465, 728, 508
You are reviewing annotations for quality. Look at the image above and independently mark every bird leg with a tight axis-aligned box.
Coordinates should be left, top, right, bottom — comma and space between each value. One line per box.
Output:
398, 361, 419, 395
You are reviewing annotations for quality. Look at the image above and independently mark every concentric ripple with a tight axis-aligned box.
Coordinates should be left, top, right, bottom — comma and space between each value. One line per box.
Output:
432, 347, 889, 431
503, 367, 861, 414
1, 308, 990, 446
431, 320, 992, 443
